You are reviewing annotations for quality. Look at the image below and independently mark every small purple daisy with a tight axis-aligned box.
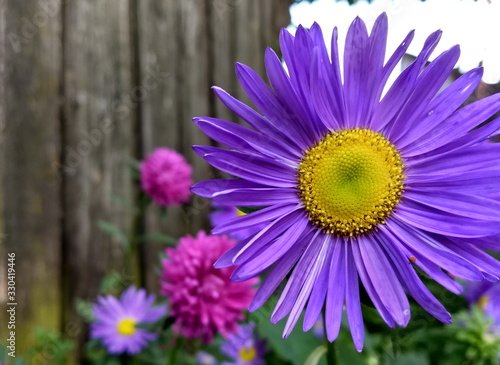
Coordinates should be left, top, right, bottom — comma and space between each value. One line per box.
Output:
192, 13, 500, 351
90, 286, 167, 355
196, 351, 218, 365
467, 281, 500, 334
312, 317, 324, 339
220, 323, 266, 365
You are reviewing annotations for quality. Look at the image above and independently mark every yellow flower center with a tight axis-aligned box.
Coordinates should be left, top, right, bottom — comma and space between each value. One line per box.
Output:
239, 346, 257, 362
236, 209, 247, 217
117, 318, 136, 336
298, 128, 405, 237
478, 295, 490, 310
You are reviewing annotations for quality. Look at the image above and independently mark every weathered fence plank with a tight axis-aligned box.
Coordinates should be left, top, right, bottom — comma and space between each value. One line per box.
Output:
61, 0, 134, 358
0, 0, 292, 359
138, 0, 294, 290
0, 0, 62, 353
136, 0, 187, 291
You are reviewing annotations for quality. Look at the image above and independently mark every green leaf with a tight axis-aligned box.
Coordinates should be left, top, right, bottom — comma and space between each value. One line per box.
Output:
97, 220, 128, 248
140, 233, 177, 246
110, 194, 137, 211
160, 207, 169, 223
129, 158, 141, 180
99, 272, 129, 294
237, 206, 267, 214
76, 298, 95, 322
304, 345, 327, 365
250, 296, 324, 365
387, 352, 430, 365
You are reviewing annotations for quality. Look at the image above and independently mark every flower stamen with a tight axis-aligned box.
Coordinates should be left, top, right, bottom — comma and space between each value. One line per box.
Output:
298, 128, 405, 237
117, 318, 136, 336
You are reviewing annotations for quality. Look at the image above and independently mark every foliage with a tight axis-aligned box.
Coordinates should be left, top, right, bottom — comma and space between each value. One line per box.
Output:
0, 327, 76, 365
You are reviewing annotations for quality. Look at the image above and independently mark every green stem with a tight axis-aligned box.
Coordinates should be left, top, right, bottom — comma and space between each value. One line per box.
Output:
127, 192, 150, 286
168, 336, 182, 365
119, 353, 132, 365
324, 314, 338, 365
325, 339, 338, 365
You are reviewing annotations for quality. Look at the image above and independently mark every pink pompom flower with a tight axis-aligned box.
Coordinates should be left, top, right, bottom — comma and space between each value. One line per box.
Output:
160, 231, 257, 343
140, 147, 193, 207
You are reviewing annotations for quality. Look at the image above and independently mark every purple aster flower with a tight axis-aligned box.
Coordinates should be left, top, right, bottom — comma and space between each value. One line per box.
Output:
312, 317, 324, 339
196, 351, 219, 365
90, 286, 167, 355
467, 281, 500, 334
220, 323, 266, 365
192, 13, 500, 351
464, 280, 496, 304
210, 204, 265, 240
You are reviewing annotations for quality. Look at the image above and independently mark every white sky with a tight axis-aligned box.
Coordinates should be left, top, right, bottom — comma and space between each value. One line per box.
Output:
289, 0, 500, 84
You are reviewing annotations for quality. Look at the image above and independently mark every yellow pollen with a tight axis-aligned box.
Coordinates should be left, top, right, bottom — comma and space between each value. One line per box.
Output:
298, 128, 405, 237
239, 346, 257, 362
478, 295, 490, 310
117, 318, 136, 336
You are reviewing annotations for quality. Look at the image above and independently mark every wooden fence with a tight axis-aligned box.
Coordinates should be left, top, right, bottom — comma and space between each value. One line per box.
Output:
0, 0, 291, 360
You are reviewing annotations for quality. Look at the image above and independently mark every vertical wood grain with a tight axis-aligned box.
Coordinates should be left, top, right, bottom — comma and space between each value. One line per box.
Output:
0, 0, 292, 358
136, 0, 185, 291
0, 0, 62, 352
62, 0, 134, 357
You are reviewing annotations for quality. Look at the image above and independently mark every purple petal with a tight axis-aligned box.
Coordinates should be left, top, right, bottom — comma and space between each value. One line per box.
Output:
387, 218, 484, 280
442, 237, 500, 280
324, 238, 346, 342
403, 93, 500, 157
396, 67, 482, 149
231, 214, 309, 280
284, 238, 332, 338
368, 29, 414, 129
271, 232, 324, 324
191, 179, 268, 198
407, 115, 500, 163
363, 13, 389, 124
407, 144, 500, 175
345, 244, 364, 352
358, 234, 410, 327
303, 237, 333, 331
373, 30, 442, 133
212, 86, 301, 153
200, 149, 297, 187
193, 117, 299, 165
388, 45, 460, 143
212, 187, 298, 207
467, 235, 500, 251
265, 47, 322, 140
248, 230, 314, 312
351, 239, 396, 328
377, 227, 452, 323
343, 17, 370, 128
403, 189, 500, 222
214, 235, 254, 269
395, 199, 500, 238
212, 203, 299, 235
310, 47, 343, 130
406, 169, 500, 196
235, 62, 311, 149
232, 211, 307, 265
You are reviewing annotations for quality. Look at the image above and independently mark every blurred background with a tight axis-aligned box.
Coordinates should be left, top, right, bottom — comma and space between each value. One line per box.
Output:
0, 0, 499, 363
0, 0, 291, 359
